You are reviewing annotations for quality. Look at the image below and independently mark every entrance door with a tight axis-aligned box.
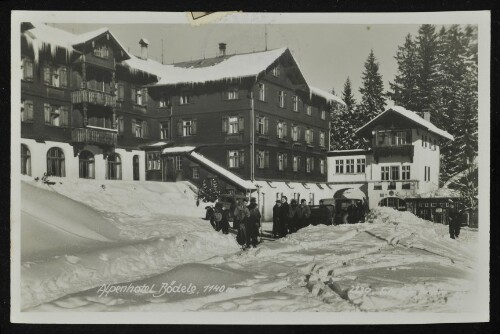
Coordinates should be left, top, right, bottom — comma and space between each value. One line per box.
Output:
133, 155, 140, 181
164, 157, 176, 181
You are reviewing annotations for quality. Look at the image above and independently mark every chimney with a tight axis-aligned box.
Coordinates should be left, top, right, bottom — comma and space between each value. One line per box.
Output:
218, 43, 226, 57
423, 111, 431, 122
139, 38, 149, 60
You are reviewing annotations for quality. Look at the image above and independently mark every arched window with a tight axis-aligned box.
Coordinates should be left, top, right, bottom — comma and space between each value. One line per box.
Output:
21, 144, 31, 176
106, 153, 122, 180
47, 147, 65, 177
79, 150, 95, 179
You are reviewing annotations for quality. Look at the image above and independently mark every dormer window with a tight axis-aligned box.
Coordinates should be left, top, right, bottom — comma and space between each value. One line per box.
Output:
271, 65, 280, 77
93, 44, 110, 59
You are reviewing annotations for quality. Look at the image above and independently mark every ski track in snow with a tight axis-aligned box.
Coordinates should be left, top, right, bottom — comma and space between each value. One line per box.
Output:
20, 177, 479, 312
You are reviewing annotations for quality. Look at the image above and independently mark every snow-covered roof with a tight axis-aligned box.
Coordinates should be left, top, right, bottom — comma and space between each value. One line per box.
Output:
122, 55, 167, 77
162, 146, 197, 154
150, 47, 289, 86
23, 23, 132, 61
190, 152, 256, 190
309, 86, 345, 106
356, 106, 454, 141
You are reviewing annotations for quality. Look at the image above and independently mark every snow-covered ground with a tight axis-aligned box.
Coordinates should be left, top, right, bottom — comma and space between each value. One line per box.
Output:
19, 176, 479, 312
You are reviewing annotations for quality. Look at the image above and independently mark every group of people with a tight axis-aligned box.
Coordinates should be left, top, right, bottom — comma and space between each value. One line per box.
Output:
210, 197, 262, 249
272, 196, 319, 238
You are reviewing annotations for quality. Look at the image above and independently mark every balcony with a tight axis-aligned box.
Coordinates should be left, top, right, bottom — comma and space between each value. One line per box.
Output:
71, 89, 116, 108
133, 104, 147, 113
373, 145, 414, 162
72, 127, 117, 147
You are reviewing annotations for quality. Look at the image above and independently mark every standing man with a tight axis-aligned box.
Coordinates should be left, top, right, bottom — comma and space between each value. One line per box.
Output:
299, 199, 311, 230
288, 199, 300, 234
272, 199, 281, 239
234, 198, 250, 247
246, 197, 261, 248
279, 196, 290, 237
448, 201, 461, 239
318, 199, 332, 226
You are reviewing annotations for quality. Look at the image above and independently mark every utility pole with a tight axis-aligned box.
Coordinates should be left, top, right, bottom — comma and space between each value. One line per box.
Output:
264, 25, 268, 51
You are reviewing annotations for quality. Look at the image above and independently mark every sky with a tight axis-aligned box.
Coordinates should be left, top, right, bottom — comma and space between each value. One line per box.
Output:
54, 23, 423, 103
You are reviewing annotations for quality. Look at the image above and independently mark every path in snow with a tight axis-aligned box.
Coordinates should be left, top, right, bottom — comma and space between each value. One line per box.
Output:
20, 177, 479, 312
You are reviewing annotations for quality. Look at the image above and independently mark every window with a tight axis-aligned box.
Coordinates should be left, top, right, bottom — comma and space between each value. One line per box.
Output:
256, 116, 269, 135
42, 64, 67, 88
306, 157, 313, 173
117, 83, 125, 101
391, 166, 400, 180
320, 159, 326, 175
180, 95, 191, 105
21, 144, 31, 176
44, 104, 69, 127
132, 119, 149, 138
117, 116, 124, 134
319, 131, 326, 147
228, 116, 239, 134
277, 153, 287, 171
402, 165, 411, 180
22, 58, 33, 80
132, 87, 148, 105
421, 135, 424, 147
277, 121, 287, 139
58, 67, 68, 88
433, 139, 437, 151
256, 150, 269, 169
278, 91, 285, 108
291, 125, 300, 142
79, 150, 95, 179
426, 166, 431, 181
146, 152, 161, 171
93, 45, 109, 58
388, 182, 396, 190
21, 100, 34, 122
424, 135, 428, 148
305, 128, 313, 145
395, 131, 408, 145
133, 155, 140, 181
47, 147, 65, 177
225, 88, 239, 100
271, 65, 280, 77
175, 156, 182, 171
293, 156, 300, 172
292, 96, 299, 112
228, 150, 244, 168
346, 159, 355, 173
335, 160, 344, 174
258, 83, 265, 101
159, 96, 169, 108
223, 116, 244, 134
374, 183, 382, 190
424, 166, 427, 181
107, 153, 122, 180
178, 119, 197, 137
306, 105, 312, 116
381, 166, 390, 180
192, 167, 199, 179
160, 121, 170, 140
356, 158, 366, 173
320, 110, 326, 120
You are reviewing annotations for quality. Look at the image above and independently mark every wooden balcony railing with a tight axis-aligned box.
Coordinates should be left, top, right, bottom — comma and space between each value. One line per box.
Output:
373, 145, 414, 162
71, 89, 116, 108
72, 127, 117, 147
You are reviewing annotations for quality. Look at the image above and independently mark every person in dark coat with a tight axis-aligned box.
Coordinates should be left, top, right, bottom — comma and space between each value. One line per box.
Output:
299, 199, 311, 230
246, 197, 261, 248
318, 200, 332, 225
220, 208, 230, 234
272, 200, 281, 238
448, 202, 461, 239
288, 199, 300, 234
234, 198, 250, 247
278, 196, 290, 237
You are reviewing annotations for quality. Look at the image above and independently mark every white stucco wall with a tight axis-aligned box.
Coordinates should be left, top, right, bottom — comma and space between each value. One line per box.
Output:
19, 139, 145, 181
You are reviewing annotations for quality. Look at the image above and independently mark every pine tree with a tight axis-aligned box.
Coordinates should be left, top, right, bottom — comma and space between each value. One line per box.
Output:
388, 34, 420, 111
330, 77, 363, 150
415, 24, 440, 117
358, 50, 386, 133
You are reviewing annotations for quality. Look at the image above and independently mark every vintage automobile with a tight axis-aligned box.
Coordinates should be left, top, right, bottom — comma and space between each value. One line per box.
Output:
319, 198, 366, 225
